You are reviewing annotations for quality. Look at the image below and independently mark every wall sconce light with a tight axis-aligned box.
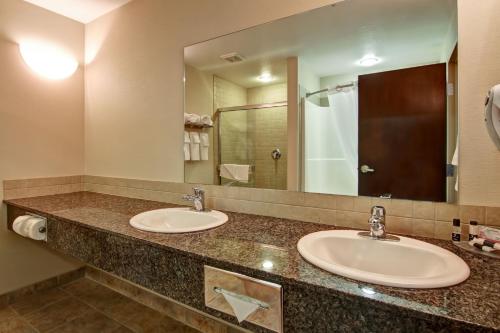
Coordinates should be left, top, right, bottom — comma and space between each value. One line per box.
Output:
19, 41, 78, 80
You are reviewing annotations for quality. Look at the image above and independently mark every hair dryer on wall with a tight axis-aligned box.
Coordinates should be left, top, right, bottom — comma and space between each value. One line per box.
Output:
485, 84, 500, 150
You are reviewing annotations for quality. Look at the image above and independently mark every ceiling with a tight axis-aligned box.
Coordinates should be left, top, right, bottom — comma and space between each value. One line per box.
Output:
23, 0, 132, 23
185, 0, 457, 88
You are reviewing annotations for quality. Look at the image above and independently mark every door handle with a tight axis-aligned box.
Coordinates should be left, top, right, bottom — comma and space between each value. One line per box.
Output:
360, 165, 375, 173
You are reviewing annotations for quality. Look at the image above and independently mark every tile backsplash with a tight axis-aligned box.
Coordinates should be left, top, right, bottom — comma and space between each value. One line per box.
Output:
3, 176, 83, 200
3, 175, 500, 241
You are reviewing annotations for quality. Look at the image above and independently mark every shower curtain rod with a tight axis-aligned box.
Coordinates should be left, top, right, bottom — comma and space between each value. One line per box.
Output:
306, 82, 356, 98
213, 101, 287, 120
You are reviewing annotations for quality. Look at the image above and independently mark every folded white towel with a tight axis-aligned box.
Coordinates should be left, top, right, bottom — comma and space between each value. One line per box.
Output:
189, 132, 200, 160
220, 164, 250, 183
184, 131, 191, 160
189, 131, 200, 143
200, 133, 209, 147
201, 148, 209, 161
200, 132, 209, 161
201, 115, 213, 127
184, 113, 201, 125
184, 143, 190, 161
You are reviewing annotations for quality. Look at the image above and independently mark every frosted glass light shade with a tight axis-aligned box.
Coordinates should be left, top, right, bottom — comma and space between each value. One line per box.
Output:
19, 41, 78, 80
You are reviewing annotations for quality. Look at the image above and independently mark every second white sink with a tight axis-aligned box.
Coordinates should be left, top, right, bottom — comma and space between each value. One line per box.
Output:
297, 230, 470, 288
130, 208, 228, 233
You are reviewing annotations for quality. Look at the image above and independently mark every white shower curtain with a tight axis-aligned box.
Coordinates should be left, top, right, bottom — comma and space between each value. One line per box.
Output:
328, 87, 358, 179
304, 86, 358, 195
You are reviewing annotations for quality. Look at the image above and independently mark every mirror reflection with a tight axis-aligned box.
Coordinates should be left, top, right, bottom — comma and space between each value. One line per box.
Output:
184, 0, 458, 202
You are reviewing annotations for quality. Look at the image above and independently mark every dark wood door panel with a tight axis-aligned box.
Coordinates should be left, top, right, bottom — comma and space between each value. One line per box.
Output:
358, 63, 447, 202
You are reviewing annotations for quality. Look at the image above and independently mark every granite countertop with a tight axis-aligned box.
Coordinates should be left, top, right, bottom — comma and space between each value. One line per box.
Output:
4, 192, 500, 331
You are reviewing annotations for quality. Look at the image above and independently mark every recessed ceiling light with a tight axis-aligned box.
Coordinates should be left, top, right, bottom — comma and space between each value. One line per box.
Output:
358, 55, 380, 67
257, 72, 274, 83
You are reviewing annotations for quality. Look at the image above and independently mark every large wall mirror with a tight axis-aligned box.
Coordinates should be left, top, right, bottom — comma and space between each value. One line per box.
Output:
184, 0, 458, 203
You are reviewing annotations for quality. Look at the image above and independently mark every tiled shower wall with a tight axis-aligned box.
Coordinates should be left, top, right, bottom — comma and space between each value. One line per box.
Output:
214, 78, 288, 190
247, 83, 288, 190
5, 175, 500, 241
214, 76, 249, 185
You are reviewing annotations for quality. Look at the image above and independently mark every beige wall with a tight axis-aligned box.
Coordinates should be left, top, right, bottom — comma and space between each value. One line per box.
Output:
84, 0, 333, 182
458, 0, 500, 207
0, 0, 84, 293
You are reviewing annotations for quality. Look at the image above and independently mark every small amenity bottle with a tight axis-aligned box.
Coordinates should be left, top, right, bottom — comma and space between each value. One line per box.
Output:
469, 220, 479, 241
452, 219, 461, 241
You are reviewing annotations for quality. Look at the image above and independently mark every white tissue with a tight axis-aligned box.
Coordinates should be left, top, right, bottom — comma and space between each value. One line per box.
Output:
222, 293, 259, 323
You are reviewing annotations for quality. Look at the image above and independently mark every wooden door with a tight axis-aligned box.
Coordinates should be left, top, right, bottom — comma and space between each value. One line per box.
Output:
358, 63, 447, 202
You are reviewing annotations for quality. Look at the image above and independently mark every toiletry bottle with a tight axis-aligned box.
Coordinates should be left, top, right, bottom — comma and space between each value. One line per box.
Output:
452, 219, 461, 241
469, 220, 478, 241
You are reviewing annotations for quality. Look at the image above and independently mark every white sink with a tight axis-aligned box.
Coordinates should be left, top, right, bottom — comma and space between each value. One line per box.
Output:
130, 208, 228, 233
297, 230, 470, 288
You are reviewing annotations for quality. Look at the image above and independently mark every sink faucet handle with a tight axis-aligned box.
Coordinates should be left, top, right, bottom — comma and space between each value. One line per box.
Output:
193, 187, 205, 196
371, 206, 386, 219
183, 194, 194, 201
360, 205, 399, 241
185, 187, 208, 212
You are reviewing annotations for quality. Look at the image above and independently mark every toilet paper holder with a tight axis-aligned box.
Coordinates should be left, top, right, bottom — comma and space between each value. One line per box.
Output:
27, 213, 47, 241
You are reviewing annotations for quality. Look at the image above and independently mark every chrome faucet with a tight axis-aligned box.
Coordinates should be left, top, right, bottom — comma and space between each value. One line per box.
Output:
358, 206, 399, 241
368, 206, 386, 238
183, 187, 209, 212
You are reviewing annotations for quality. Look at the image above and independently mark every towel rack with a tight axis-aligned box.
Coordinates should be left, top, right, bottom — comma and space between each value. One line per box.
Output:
217, 164, 255, 174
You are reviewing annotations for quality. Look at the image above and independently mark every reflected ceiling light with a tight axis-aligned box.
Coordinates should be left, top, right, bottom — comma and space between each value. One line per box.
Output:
257, 72, 274, 83
19, 41, 78, 80
262, 260, 274, 269
360, 286, 376, 295
358, 55, 380, 67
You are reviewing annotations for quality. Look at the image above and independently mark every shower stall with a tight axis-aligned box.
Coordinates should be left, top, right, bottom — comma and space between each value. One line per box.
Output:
302, 83, 358, 195
215, 102, 288, 189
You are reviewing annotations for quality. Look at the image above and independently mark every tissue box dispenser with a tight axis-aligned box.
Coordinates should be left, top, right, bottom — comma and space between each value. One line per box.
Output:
204, 265, 283, 332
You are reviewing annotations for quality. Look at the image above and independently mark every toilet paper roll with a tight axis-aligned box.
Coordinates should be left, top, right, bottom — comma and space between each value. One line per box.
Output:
222, 292, 259, 323
13, 215, 32, 237
12, 215, 46, 241
26, 217, 46, 241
